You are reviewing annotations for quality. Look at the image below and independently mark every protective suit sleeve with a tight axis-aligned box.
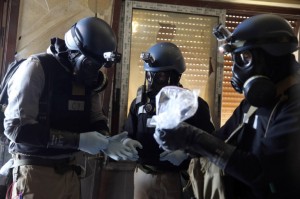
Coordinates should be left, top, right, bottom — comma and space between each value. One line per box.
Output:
89, 91, 110, 133
4, 57, 48, 146
154, 122, 236, 169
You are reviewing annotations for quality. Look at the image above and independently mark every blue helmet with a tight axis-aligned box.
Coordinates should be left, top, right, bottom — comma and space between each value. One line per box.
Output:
141, 42, 186, 74
229, 14, 298, 56
65, 17, 119, 65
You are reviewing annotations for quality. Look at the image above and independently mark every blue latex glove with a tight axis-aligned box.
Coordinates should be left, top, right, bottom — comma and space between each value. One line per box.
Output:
160, 150, 188, 166
102, 132, 138, 161
122, 137, 143, 161
79, 131, 109, 155
122, 137, 143, 154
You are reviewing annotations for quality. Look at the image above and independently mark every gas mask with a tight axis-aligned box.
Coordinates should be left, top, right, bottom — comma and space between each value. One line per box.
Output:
69, 51, 108, 92
146, 71, 172, 97
231, 49, 276, 107
213, 24, 277, 107
213, 15, 299, 107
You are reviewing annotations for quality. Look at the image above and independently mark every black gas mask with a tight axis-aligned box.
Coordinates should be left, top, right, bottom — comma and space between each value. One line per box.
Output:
213, 15, 299, 107
69, 51, 108, 92
146, 71, 171, 96
231, 48, 276, 107
213, 24, 277, 107
146, 70, 181, 98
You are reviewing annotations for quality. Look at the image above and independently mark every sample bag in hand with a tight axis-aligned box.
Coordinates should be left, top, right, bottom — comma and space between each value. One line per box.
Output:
150, 86, 198, 129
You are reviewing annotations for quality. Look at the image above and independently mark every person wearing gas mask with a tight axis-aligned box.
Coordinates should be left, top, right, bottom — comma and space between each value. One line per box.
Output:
3, 17, 138, 199
154, 14, 300, 199
122, 42, 215, 199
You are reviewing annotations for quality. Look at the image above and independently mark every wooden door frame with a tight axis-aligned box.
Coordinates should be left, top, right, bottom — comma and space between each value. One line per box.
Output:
0, 0, 20, 79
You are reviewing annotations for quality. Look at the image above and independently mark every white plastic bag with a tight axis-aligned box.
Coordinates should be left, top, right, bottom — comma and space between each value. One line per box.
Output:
150, 86, 198, 129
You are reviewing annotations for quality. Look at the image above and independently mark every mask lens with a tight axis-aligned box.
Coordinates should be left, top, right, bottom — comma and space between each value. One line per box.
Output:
146, 71, 170, 85
233, 50, 253, 67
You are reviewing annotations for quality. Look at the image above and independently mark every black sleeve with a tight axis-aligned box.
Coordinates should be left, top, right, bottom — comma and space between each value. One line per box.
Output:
5, 122, 49, 147
5, 122, 80, 149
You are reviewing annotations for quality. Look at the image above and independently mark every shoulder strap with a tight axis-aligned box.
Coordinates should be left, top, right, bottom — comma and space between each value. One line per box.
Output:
33, 53, 59, 128
225, 106, 257, 143
264, 95, 289, 138
263, 74, 299, 138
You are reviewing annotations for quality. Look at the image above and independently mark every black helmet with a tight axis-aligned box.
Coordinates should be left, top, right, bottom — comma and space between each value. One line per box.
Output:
141, 42, 186, 74
65, 17, 120, 65
229, 14, 298, 56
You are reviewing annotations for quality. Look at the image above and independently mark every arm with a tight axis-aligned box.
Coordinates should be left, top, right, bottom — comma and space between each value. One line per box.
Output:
4, 56, 50, 146
88, 91, 109, 134
153, 100, 248, 170
154, 99, 300, 195
154, 122, 235, 169
4, 57, 82, 150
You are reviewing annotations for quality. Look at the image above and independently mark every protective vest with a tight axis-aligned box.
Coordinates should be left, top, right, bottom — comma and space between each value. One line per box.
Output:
13, 55, 92, 156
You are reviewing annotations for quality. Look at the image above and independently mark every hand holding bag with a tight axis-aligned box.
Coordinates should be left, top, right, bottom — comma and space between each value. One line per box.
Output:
188, 106, 257, 199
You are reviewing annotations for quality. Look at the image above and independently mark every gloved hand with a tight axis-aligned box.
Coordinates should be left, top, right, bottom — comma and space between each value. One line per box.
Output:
122, 137, 143, 155
102, 132, 138, 161
154, 122, 191, 151
79, 131, 109, 155
154, 122, 236, 169
160, 150, 188, 166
